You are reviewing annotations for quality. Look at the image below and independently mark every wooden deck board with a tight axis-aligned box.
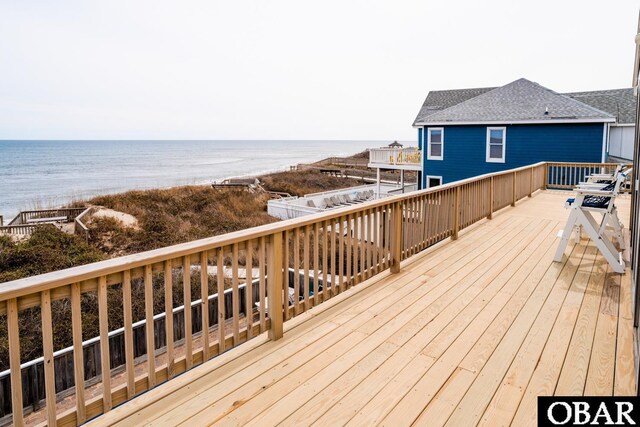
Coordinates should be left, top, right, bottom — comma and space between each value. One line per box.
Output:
88, 191, 635, 427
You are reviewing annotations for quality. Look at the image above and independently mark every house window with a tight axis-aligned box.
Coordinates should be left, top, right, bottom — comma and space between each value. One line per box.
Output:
426, 176, 442, 188
486, 127, 506, 163
427, 128, 444, 160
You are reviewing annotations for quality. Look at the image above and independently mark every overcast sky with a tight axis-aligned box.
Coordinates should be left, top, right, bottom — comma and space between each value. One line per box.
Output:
0, 1, 637, 141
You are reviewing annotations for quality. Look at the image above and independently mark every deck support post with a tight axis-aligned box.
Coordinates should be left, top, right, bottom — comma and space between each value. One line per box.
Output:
267, 232, 284, 340
511, 172, 517, 207
390, 202, 403, 274
453, 186, 461, 240
488, 177, 494, 220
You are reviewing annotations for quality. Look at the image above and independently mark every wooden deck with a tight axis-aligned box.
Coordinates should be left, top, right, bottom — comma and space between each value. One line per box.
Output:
88, 190, 636, 427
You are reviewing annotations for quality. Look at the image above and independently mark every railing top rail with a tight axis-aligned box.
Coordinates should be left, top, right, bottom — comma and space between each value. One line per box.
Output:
18, 207, 87, 215
0, 224, 40, 229
0, 161, 550, 301
546, 162, 630, 166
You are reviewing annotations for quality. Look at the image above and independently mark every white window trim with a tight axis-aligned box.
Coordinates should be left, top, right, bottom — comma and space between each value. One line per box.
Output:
486, 127, 506, 163
426, 175, 443, 188
427, 127, 444, 160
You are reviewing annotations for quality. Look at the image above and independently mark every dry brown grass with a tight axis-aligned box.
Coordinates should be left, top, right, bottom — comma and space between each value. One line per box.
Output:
86, 186, 277, 256
260, 170, 364, 197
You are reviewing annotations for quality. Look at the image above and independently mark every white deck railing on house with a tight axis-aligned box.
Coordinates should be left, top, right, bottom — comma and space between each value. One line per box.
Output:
368, 147, 421, 168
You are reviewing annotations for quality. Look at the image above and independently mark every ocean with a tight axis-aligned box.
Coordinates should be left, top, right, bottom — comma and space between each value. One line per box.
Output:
0, 140, 382, 220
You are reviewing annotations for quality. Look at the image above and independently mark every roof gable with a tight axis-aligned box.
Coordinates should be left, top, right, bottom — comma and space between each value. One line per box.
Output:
413, 87, 495, 124
414, 78, 615, 125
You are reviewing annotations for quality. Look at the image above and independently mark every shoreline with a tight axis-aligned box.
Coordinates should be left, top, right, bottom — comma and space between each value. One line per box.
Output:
2, 148, 372, 220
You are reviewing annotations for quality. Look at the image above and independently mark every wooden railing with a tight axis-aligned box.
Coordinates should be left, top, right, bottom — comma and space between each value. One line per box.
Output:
545, 162, 631, 190
0, 161, 559, 426
73, 207, 94, 242
0, 224, 42, 236
8, 208, 87, 226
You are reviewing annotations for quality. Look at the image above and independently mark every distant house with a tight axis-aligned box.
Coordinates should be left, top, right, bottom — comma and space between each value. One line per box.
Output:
411, 78, 636, 188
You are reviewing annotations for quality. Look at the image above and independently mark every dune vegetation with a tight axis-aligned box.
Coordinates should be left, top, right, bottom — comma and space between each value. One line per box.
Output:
0, 169, 363, 369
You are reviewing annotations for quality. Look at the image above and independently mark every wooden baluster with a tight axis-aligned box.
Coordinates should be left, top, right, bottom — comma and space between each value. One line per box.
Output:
97, 276, 113, 413
365, 210, 371, 275
246, 242, 253, 339
322, 221, 329, 301
545, 165, 550, 189
359, 214, 365, 281
41, 290, 58, 425
353, 210, 365, 283
123, 270, 135, 397
453, 186, 461, 240
387, 204, 402, 268
267, 232, 284, 340
345, 214, 351, 288
182, 257, 193, 370
331, 220, 337, 296
259, 237, 267, 331
374, 207, 380, 270
70, 283, 86, 423
420, 199, 426, 251
512, 172, 517, 206
416, 197, 420, 254
408, 201, 413, 254
216, 248, 226, 352
303, 225, 310, 310
7, 298, 23, 426
283, 231, 289, 321
368, 210, 373, 275
144, 266, 156, 387
414, 198, 419, 253
339, 217, 344, 292
313, 223, 320, 306
232, 244, 240, 345
353, 213, 360, 285
200, 251, 210, 359
425, 195, 432, 246
390, 202, 402, 274
163, 262, 174, 379
401, 204, 406, 258
293, 228, 300, 315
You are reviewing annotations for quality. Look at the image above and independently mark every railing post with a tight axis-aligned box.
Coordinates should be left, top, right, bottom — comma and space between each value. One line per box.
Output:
511, 172, 516, 206
528, 167, 533, 197
453, 186, 460, 240
543, 163, 548, 190
488, 177, 494, 220
267, 232, 284, 340
390, 202, 403, 274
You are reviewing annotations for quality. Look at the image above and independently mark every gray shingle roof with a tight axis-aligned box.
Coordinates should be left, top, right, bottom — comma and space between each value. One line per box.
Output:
413, 78, 616, 126
413, 87, 495, 123
564, 88, 636, 124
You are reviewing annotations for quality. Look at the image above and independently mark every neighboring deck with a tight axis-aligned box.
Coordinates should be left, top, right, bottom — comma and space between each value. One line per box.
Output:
90, 190, 635, 426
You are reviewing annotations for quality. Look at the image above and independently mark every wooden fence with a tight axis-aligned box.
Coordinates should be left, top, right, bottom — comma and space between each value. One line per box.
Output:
1, 208, 89, 237
0, 224, 42, 236
0, 274, 271, 420
8, 208, 87, 226
0, 161, 603, 426
545, 162, 630, 190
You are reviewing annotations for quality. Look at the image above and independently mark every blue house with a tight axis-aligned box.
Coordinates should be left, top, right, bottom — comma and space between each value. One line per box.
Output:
412, 78, 629, 188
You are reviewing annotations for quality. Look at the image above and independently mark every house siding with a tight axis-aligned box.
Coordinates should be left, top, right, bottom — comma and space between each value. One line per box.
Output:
422, 123, 605, 185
